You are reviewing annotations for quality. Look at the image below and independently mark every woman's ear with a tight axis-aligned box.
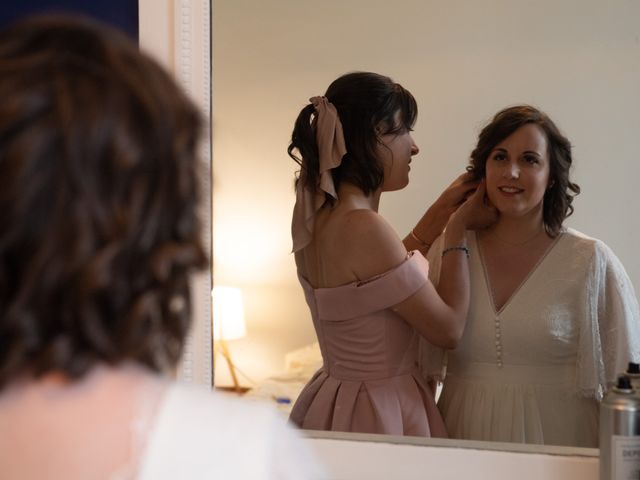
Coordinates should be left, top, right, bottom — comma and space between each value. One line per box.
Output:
465, 164, 486, 179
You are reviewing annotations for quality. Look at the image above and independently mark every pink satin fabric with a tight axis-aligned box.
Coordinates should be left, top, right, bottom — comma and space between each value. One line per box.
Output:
290, 252, 447, 437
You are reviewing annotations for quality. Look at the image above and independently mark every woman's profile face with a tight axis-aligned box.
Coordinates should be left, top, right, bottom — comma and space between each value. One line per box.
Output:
484, 123, 551, 221
377, 112, 419, 192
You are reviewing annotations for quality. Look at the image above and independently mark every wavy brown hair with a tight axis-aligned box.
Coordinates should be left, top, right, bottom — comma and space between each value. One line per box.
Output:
468, 105, 580, 236
0, 15, 208, 389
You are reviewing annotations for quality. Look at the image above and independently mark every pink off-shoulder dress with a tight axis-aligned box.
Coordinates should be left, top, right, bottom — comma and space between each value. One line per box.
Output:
289, 251, 447, 437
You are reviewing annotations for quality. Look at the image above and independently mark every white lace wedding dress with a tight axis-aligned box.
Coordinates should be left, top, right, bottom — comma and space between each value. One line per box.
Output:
420, 229, 640, 447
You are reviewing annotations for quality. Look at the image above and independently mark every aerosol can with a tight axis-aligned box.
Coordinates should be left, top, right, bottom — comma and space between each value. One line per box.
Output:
627, 362, 640, 396
600, 375, 640, 480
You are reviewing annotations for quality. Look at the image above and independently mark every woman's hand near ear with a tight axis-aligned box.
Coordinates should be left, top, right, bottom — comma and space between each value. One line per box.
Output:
404, 172, 481, 252
451, 180, 498, 231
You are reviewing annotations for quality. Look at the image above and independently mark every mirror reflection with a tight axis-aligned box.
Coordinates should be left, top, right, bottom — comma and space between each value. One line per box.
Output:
212, 0, 640, 450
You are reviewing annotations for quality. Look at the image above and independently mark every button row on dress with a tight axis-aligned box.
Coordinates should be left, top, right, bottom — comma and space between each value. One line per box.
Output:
494, 318, 503, 367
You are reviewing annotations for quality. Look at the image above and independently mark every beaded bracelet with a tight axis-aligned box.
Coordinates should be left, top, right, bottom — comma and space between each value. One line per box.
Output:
410, 229, 431, 249
442, 245, 470, 259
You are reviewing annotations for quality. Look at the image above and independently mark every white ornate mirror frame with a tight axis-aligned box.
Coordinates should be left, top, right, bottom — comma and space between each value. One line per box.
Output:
139, 0, 213, 387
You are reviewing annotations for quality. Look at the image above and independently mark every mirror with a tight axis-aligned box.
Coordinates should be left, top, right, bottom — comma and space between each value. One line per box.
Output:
211, 0, 639, 452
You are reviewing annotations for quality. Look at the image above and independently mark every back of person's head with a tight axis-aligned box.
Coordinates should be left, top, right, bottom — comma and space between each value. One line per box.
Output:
0, 14, 207, 389
468, 105, 580, 236
288, 71, 417, 197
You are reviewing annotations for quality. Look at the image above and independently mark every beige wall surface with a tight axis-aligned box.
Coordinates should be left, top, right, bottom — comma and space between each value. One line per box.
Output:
212, 0, 640, 385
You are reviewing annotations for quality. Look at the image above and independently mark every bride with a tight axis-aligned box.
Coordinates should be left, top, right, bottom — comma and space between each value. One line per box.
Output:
421, 105, 640, 447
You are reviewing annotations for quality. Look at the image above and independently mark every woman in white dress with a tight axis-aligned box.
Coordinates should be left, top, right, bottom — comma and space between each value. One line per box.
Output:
0, 15, 319, 479
421, 105, 640, 447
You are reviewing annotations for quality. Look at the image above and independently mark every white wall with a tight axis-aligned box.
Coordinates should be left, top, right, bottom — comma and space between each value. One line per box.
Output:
212, 0, 640, 385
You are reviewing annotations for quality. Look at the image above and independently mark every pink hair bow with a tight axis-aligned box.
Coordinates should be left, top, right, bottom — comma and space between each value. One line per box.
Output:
291, 96, 347, 252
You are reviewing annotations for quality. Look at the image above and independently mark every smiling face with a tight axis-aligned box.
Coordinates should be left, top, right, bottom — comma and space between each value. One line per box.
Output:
376, 112, 420, 192
485, 123, 551, 221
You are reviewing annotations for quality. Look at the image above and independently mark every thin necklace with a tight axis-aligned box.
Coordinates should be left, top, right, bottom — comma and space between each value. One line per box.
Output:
489, 227, 546, 247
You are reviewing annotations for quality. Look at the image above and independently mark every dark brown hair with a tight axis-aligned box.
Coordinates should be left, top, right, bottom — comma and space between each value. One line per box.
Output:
0, 15, 207, 388
288, 71, 417, 198
468, 105, 580, 236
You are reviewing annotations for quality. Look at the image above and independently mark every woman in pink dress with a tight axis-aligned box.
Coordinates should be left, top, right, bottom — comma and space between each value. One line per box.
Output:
287, 72, 497, 436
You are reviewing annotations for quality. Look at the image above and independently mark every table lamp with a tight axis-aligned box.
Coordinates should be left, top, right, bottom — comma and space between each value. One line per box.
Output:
212, 286, 247, 391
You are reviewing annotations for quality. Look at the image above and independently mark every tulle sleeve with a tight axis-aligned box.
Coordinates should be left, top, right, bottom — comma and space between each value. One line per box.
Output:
577, 239, 640, 401
418, 234, 448, 383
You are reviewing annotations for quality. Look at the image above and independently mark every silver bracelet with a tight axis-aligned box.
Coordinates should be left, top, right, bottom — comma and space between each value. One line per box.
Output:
442, 245, 470, 259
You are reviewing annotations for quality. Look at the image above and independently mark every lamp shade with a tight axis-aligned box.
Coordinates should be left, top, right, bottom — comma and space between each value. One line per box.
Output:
212, 286, 247, 341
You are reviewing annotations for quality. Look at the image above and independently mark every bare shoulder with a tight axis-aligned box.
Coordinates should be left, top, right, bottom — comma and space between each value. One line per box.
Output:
336, 209, 408, 280
339, 209, 399, 245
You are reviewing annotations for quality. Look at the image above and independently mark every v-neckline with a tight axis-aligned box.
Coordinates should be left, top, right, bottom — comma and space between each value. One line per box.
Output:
476, 230, 564, 316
